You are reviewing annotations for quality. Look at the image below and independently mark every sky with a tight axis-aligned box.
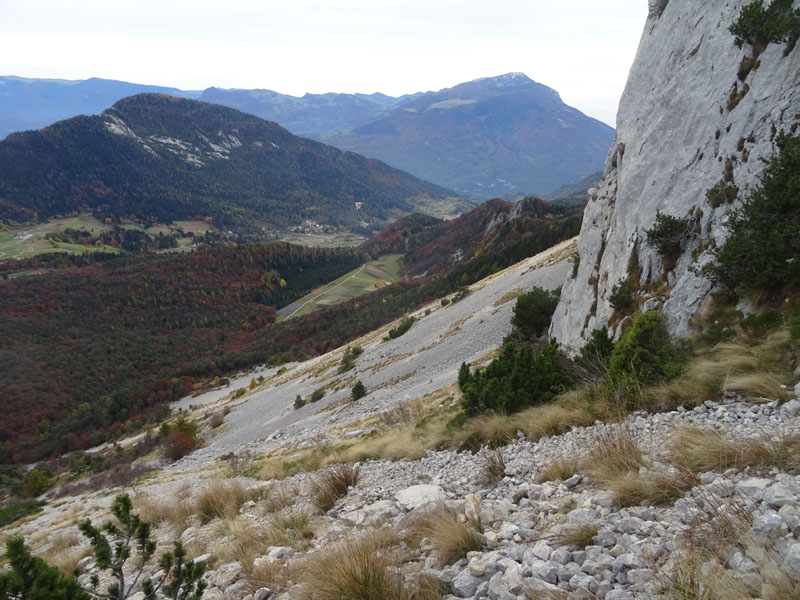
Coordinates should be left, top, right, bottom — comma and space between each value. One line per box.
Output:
0, 0, 648, 127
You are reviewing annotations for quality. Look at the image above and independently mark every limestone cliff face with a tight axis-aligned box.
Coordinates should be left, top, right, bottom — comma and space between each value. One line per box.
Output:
550, 0, 800, 353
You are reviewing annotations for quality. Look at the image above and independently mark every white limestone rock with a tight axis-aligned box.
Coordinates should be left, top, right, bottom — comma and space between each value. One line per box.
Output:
551, 0, 800, 352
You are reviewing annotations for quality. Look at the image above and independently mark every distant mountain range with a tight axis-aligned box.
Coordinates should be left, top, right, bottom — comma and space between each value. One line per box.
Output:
0, 94, 453, 229
0, 74, 613, 197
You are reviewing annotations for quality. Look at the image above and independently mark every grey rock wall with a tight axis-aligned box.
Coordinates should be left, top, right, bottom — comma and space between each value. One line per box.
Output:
551, 0, 800, 354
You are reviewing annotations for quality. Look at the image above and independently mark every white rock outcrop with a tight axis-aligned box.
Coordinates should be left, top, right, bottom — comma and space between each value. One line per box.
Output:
551, 0, 800, 353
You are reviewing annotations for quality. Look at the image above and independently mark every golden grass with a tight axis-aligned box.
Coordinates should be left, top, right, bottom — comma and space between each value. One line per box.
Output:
247, 558, 289, 594
670, 425, 800, 475
40, 531, 90, 576
294, 529, 405, 600
583, 426, 696, 507
478, 450, 506, 485
535, 459, 579, 483
267, 510, 315, 548
584, 426, 647, 484
194, 480, 258, 523
216, 518, 268, 567
404, 506, 482, 565
557, 524, 599, 550
493, 287, 526, 307
311, 462, 360, 512
646, 331, 794, 409
133, 490, 193, 531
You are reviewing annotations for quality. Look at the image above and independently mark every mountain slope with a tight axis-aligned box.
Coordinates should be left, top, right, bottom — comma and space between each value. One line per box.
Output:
550, 0, 800, 353
199, 87, 402, 135
0, 94, 453, 229
318, 73, 615, 197
0, 76, 201, 139
364, 196, 583, 278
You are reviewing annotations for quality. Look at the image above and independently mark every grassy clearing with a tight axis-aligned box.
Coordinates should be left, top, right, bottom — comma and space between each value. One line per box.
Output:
0, 214, 213, 262
275, 231, 367, 248
279, 254, 404, 319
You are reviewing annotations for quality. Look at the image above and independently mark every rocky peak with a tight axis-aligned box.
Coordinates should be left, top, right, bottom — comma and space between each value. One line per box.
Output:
550, 0, 800, 353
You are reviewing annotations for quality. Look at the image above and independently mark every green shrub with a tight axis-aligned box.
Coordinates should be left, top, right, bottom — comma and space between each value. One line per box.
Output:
570, 252, 580, 279
645, 212, 688, 268
729, 0, 800, 49
740, 309, 783, 339
578, 327, 615, 370
607, 312, 688, 391
0, 501, 44, 528
441, 297, 451, 307
294, 395, 306, 410
789, 312, 800, 341
0, 537, 88, 600
351, 380, 367, 400
705, 181, 739, 208
386, 317, 415, 339
704, 133, 800, 294
338, 345, 364, 373
22, 469, 51, 499
459, 341, 570, 417
310, 388, 325, 403
511, 286, 560, 340
609, 280, 636, 312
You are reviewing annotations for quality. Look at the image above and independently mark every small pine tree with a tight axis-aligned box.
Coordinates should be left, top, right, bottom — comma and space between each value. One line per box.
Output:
0, 537, 88, 600
78, 494, 206, 600
351, 380, 367, 400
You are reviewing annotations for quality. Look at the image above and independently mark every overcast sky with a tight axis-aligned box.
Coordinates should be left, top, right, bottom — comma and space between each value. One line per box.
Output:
0, 1, 648, 127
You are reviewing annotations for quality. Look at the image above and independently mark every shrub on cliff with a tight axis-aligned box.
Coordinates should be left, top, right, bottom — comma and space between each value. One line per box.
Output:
729, 0, 800, 49
704, 132, 800, 294
510, 286, 560, 340
607, 312, 687, 391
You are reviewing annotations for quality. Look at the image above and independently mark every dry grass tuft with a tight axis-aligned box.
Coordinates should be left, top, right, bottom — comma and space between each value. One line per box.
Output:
670, 425, 800, 475
584, 426, 647, 484
479, 450, 506, 485
584, 426, 695, 507
646, 331, 794, 410
404, 506, 482, 566
310, 462, 360, 512
557, 524, 599, 550
133, 488, 193, 531
535, 459, 579, 483
40, 531, 90, 576
216, 518, 268, 567
194, 480, 257, 523
260, 483, 298, 514
266, 510, 315, 548
295, 529, 404, 600
247, 558, 289, 594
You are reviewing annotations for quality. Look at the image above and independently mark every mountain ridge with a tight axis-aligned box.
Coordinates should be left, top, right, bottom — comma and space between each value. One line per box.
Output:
0, 93, 454, 229
0, 74, 613, 197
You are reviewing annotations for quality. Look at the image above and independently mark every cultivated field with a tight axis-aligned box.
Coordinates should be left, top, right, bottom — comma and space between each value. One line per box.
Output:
277, 254, 404, 319
0, 214, 215, 262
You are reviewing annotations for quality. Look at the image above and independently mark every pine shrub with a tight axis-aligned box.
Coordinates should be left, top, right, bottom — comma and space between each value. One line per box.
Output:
704, 132, 800, 294
607, 312, 688, 392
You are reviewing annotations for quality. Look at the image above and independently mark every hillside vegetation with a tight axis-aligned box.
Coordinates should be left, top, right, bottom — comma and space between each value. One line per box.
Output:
0, 94, 453, 231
